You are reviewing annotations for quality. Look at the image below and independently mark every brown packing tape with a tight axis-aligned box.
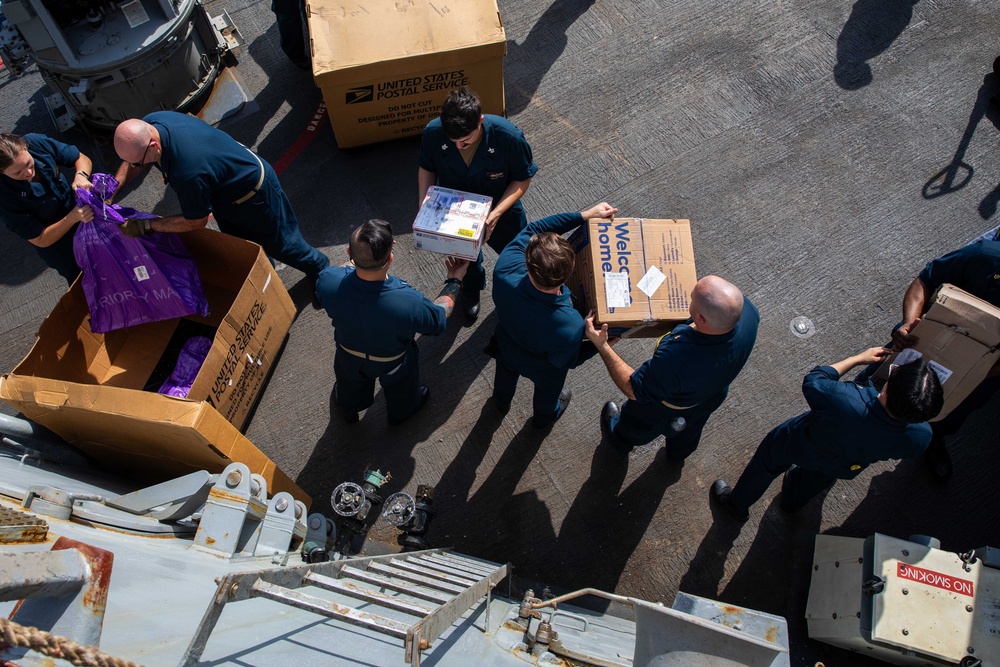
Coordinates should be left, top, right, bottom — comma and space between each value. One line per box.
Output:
924, 326, 960, 356
314, 45, 507, 86
33, 390, 68, 409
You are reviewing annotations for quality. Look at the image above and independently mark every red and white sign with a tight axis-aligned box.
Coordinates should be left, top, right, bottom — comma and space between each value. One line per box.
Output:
897, 562, 974, 597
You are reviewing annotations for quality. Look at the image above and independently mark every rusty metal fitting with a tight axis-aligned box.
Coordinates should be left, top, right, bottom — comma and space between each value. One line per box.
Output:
535, 620, 554, 645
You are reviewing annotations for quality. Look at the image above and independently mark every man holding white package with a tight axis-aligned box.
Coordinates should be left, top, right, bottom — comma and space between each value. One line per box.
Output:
417, 87, 537, 321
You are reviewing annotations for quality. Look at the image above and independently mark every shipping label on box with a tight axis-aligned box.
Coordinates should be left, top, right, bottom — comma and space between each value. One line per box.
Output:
568, 218, 697, 338
412, 186, 492, 261
308, 0, 506, 148
873, 283, 1000, 421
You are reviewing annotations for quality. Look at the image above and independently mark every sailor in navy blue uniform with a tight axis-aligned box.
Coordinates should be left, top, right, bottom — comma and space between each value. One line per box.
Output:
492, 202, 618, 428
585, 276, 760, 463
710, 352, 943, 522
113, 112, 329, 280
0, 133, 95, 284
890, 239, 1000, 478
417, 87, 537, 321
270, 0, 309, 69
317, 219, 468, 425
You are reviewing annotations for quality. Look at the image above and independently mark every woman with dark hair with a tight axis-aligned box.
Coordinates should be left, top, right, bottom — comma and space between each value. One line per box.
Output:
0, 133, 95, 284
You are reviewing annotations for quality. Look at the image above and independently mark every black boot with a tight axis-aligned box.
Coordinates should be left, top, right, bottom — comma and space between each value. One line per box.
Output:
463, 290, 481, 322
710, 479, 749, 523
925, 432, 952, 480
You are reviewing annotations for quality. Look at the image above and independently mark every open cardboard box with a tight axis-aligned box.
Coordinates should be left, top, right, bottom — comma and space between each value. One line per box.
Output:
308, 0, 506, 148
568, 218, 698, 338
0, 229, 308, 503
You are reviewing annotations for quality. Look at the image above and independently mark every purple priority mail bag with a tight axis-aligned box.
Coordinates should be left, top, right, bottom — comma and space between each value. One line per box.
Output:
73, 174, 209, 334
158, 335, 213, 398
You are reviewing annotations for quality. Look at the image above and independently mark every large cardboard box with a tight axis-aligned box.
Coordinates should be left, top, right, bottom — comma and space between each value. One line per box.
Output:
0, 229, 308, 503
873, 284, 1000, 421
568, 218, 698, 338
412, 186, 491, 261
307, 0, 506, 148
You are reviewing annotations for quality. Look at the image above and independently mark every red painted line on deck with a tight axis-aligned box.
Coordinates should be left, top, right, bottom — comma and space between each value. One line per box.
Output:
272, 101, 327, 176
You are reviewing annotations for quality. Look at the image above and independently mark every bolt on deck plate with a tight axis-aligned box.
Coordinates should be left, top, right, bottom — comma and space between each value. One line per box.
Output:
790, 316, 816, 339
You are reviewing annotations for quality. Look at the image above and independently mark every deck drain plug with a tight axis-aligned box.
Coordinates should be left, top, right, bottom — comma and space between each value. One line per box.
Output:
790, 316, 816, 339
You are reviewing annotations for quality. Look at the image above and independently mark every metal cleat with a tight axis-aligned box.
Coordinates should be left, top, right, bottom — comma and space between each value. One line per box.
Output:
290, 500, 308, 552
301, 512, 336, 563
193, 463, 267, 558
253, 491, 297, 557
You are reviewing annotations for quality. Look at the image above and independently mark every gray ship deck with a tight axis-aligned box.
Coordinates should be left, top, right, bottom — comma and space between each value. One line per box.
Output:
2, 1, 999, 665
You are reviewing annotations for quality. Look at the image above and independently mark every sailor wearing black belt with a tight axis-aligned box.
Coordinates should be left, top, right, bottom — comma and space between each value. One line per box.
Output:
585, 276, 760, 464
113, 111, 329, 282
710, 349, 944, 523
316, 219, 468, 425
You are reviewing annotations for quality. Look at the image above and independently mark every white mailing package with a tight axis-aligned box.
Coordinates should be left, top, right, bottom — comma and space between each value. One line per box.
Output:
412, 186, 492, 261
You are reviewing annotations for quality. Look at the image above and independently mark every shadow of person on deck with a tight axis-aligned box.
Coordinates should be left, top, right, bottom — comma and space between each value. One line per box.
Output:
922, 73, 1000, 204
505, 0, 597, 116
550, 445, 683, 596
430, 407, 558, 569
833, 0, 919, 90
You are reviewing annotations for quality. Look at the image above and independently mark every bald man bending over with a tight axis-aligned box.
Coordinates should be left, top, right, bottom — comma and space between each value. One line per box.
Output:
113, 112, 328, 283
585, 276, 759, 462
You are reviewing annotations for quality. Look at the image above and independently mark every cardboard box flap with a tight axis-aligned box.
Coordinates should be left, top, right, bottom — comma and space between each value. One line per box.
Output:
182, 228, 259, 287
1, 374, 206, 432
927, 284, 1000, 347
309, 0, 504, 74
15, 285, 173, 387
0, 374, 307, 503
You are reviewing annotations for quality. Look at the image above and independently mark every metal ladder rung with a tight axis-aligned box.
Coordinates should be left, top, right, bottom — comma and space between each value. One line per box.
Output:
387, 559, 478, 587
340, 566, 454, 604
422, 553, 498, 576
181, 549, 508, 667
252, 580, 410, 639
406, 554, 489, 581
304, 572, 436, 616
404, 562, 508, 665
368, 561, 466, 594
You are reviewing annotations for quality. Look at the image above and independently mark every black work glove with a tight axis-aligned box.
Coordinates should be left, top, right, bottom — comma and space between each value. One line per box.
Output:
120, 218, 151, 238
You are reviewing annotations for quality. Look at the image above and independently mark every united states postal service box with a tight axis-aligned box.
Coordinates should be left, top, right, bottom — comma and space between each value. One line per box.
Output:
0, 229, 308, 503
412, 186, 492, 261
872, 283, 1000, 421
307, 0, 506, 148
568, 218, 698, 338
